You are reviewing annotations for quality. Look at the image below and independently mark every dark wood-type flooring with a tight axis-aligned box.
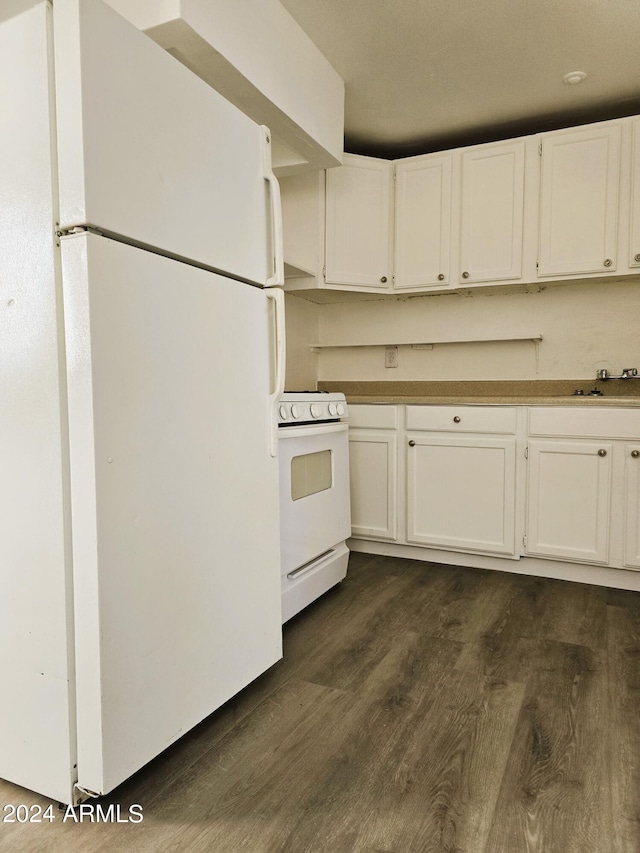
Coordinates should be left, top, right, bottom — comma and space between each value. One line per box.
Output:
2, 553, 640, 852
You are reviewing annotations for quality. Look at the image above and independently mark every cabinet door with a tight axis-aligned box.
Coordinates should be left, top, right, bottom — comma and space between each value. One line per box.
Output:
325, 154, 393, 289
630, 120, 640, 269
349, 430, 397, 540
394, 154, 451, 289
458, 140, 525, 283
406, 435, 516, 555
624, 444, 640, 569
526, 440, 612, 563
538, 123, 621, 277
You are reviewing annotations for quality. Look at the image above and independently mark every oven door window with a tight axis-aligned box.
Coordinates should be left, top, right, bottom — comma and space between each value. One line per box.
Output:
291, 450, 332, 501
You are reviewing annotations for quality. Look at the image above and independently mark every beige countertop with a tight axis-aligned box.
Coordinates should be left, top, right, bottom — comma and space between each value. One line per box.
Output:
317, 380, 640, 407
341, 395, 640, 407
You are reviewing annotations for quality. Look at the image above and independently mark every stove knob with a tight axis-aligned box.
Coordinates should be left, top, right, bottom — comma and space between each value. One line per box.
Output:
279, 404, 290, 420
328, 402, 338, 417
310, 403, 323, 419
336, 403, 346, 417
290, 404, 301, 420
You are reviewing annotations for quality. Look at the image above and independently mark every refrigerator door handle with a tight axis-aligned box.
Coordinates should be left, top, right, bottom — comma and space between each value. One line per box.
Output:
266, 287, 286, 456
261, 126, 284, 287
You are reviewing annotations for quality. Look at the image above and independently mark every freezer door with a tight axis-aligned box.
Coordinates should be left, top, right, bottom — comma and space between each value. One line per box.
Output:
54, 0, 283, 286
61, 233, 282, 796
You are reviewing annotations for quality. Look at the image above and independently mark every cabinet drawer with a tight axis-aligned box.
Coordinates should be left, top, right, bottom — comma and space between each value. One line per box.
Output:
406, 405, 517, 434
349, 404, 398, 429
529, 407, 640, 439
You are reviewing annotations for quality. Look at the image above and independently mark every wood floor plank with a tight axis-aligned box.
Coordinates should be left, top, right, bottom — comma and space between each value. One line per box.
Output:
455, 573, 549, 684
606, 604, 640, 853
536, 578, 608, 651
2, 555, 640, 853
484, 639, 609, 853
307, 669, 524, 853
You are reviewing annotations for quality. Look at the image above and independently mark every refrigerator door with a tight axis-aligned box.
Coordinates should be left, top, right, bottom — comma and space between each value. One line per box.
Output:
61, 232, 282, 796
0, 1, 77, 806
53, 0, 283, 287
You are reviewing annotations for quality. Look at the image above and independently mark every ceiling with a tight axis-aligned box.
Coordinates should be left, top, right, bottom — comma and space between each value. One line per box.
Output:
278, 0, 640, 159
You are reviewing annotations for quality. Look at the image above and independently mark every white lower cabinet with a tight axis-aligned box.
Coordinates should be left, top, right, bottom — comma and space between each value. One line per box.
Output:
348, 405, 398, 541
349, 430, 397, 540
624, 443, 640, 568
348, 403, 640, 583
406, 434, 517, 555
525, 439, 612, 563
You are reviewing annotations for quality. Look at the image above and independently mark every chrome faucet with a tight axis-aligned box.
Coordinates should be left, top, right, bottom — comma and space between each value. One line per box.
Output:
596, 367, 638, 381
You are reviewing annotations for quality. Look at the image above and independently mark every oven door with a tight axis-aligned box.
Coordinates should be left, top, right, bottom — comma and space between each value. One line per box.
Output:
278, 422, 351, 576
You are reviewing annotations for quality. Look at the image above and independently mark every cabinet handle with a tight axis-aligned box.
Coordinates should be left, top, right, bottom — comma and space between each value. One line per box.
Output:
408, 440, 416, 447
632, 450, 640, 459
461, 271, 470, 279
603, 259, 612, 268
438, 273, 445, 281
453, 416, 461, 423
598, 448, 607, 457
380, 276, 388, 283
635, 253, 640, 263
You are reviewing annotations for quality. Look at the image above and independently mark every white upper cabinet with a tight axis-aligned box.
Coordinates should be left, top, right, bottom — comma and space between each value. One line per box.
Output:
629, 120, 640, 268
394, 153, 452, 290
538, 122, 621, 277
282, 115, 640, 296
458, 140, 525, 283
324, 154, 394, 289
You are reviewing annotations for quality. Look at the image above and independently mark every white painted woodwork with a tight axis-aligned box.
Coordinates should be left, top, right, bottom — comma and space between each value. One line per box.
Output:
526, 439, 612, 563
105, 0, 344, 175
528, 406, 640, 440
348, 404, 399, 430
0, 1, 76, 806
394, 153, 452, 289
325, 154, 394, 289
54, 0, 278, 286
406, 435, 517, 555
538, 123, 621, 277
458, 140, 525, 283
281, 171, 325, 280
406, 405, 517, 435
349, 431, 398, 540
62, 233, 282, 797
630, 120, 640, 268
624, 444, 640, 569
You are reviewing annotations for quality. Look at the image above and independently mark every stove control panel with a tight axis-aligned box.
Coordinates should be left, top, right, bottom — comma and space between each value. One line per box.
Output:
277, 392, 348, 426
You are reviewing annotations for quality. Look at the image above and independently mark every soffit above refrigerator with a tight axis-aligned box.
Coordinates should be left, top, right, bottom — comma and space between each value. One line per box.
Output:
106, 0, 345, 176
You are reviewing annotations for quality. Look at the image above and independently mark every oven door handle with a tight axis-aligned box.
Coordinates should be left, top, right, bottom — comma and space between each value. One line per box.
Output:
266, 287, 286, 457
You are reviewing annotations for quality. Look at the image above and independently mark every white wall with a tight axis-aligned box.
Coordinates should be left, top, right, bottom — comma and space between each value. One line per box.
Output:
284, 293, 319, 389
297, 279, 640, 382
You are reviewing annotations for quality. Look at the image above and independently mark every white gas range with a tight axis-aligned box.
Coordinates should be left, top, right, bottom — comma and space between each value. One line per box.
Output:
277, 392, 351, 622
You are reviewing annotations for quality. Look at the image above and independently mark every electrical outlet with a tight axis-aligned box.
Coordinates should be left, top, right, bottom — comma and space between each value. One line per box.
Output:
385, 346, 398, 368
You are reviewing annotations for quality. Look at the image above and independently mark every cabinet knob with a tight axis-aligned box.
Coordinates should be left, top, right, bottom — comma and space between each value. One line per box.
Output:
380, 276, 388, 283
408, 440, 416, 447
453, 416, 461, 423
461, 271, 470, 279
635, 253, 640, 263
603, 259, 612, 268
438, 273, 445, 281
598, 448, 607, 457
632, 450, 640, 459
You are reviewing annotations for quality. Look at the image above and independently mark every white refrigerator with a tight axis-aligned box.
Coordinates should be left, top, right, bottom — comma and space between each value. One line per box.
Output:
0, 0, 285, 805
